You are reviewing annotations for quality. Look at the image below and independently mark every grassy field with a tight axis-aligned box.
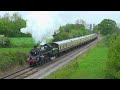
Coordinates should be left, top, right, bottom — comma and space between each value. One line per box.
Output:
0, 37, 34, 53
0, 48, 32, 53
10, 37, 34, 48
45, 42, 108, 79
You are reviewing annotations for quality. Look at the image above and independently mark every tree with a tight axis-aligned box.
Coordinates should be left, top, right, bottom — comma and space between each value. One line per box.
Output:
97, 19, 118, 35
0, 36, 11, 47
0, 12, 29, 37
52, 21, 92, 42
75, 19, 87, 29
93, 25, 100, 34
10, 12, 27, 36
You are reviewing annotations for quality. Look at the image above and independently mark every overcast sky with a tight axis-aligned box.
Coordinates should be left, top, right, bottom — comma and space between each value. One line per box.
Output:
0, 11, 120, 24
1, 11, 120, 44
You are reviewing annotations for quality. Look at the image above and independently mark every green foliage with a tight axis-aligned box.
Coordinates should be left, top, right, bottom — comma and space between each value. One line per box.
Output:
96, 38, 107, 47
93, 25, 100, 34
53, 22, 92, 42
0, 12, 30, 37
0, 36, 11, 47
103, 34, 117, 47
93, 19, 119, 35
0, 37, 34, 71
0, 51, 28, 71
0, 47, 32, 71
106, 34, 120, 79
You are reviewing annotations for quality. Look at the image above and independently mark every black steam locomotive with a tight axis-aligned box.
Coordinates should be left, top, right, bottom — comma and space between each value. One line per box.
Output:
27, 33, 98, 67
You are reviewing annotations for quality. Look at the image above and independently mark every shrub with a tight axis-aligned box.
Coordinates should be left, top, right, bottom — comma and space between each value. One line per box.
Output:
106, 34, 120, 79
0, 51, 27, 71
102, 33, 119, 47
0, 36, 11, 48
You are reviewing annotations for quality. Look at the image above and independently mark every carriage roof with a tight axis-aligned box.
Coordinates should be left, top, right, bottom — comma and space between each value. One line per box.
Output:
53, 33, 96, 45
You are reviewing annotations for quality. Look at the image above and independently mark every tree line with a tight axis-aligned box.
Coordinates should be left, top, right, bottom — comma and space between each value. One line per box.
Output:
52, 19, 93, 42
0, 12, 30, 37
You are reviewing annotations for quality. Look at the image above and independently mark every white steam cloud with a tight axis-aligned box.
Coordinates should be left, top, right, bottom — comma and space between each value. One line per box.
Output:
21, 11, 59, 44
20, 11, 81, 45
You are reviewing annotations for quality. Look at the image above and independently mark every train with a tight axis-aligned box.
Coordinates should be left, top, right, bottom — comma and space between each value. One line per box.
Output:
27, 33, 98, 67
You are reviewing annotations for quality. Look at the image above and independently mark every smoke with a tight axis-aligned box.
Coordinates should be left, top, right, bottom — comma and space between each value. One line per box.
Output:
20, 11, 88, 45
21, 11, 62, 45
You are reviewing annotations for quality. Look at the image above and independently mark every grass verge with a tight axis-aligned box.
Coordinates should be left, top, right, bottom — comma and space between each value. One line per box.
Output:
10, 37, 34, 48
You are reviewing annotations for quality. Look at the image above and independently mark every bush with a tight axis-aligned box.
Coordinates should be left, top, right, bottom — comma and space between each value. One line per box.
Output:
103, 34, 118, 47
0, 51, 27, 71
106, 34, 120, 79
0, 36, 11, 48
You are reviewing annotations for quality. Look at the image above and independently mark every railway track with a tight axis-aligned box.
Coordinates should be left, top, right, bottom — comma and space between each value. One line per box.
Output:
1, 36, 101, 79
1, 66, 38, 79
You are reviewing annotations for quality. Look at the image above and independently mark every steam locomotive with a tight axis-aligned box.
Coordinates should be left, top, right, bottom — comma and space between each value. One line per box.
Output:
27, 33, 98, 67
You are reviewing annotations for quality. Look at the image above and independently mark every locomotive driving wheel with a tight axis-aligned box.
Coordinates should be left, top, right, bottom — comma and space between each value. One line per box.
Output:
30, 62, 33, 67
30, 62, 36, 67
